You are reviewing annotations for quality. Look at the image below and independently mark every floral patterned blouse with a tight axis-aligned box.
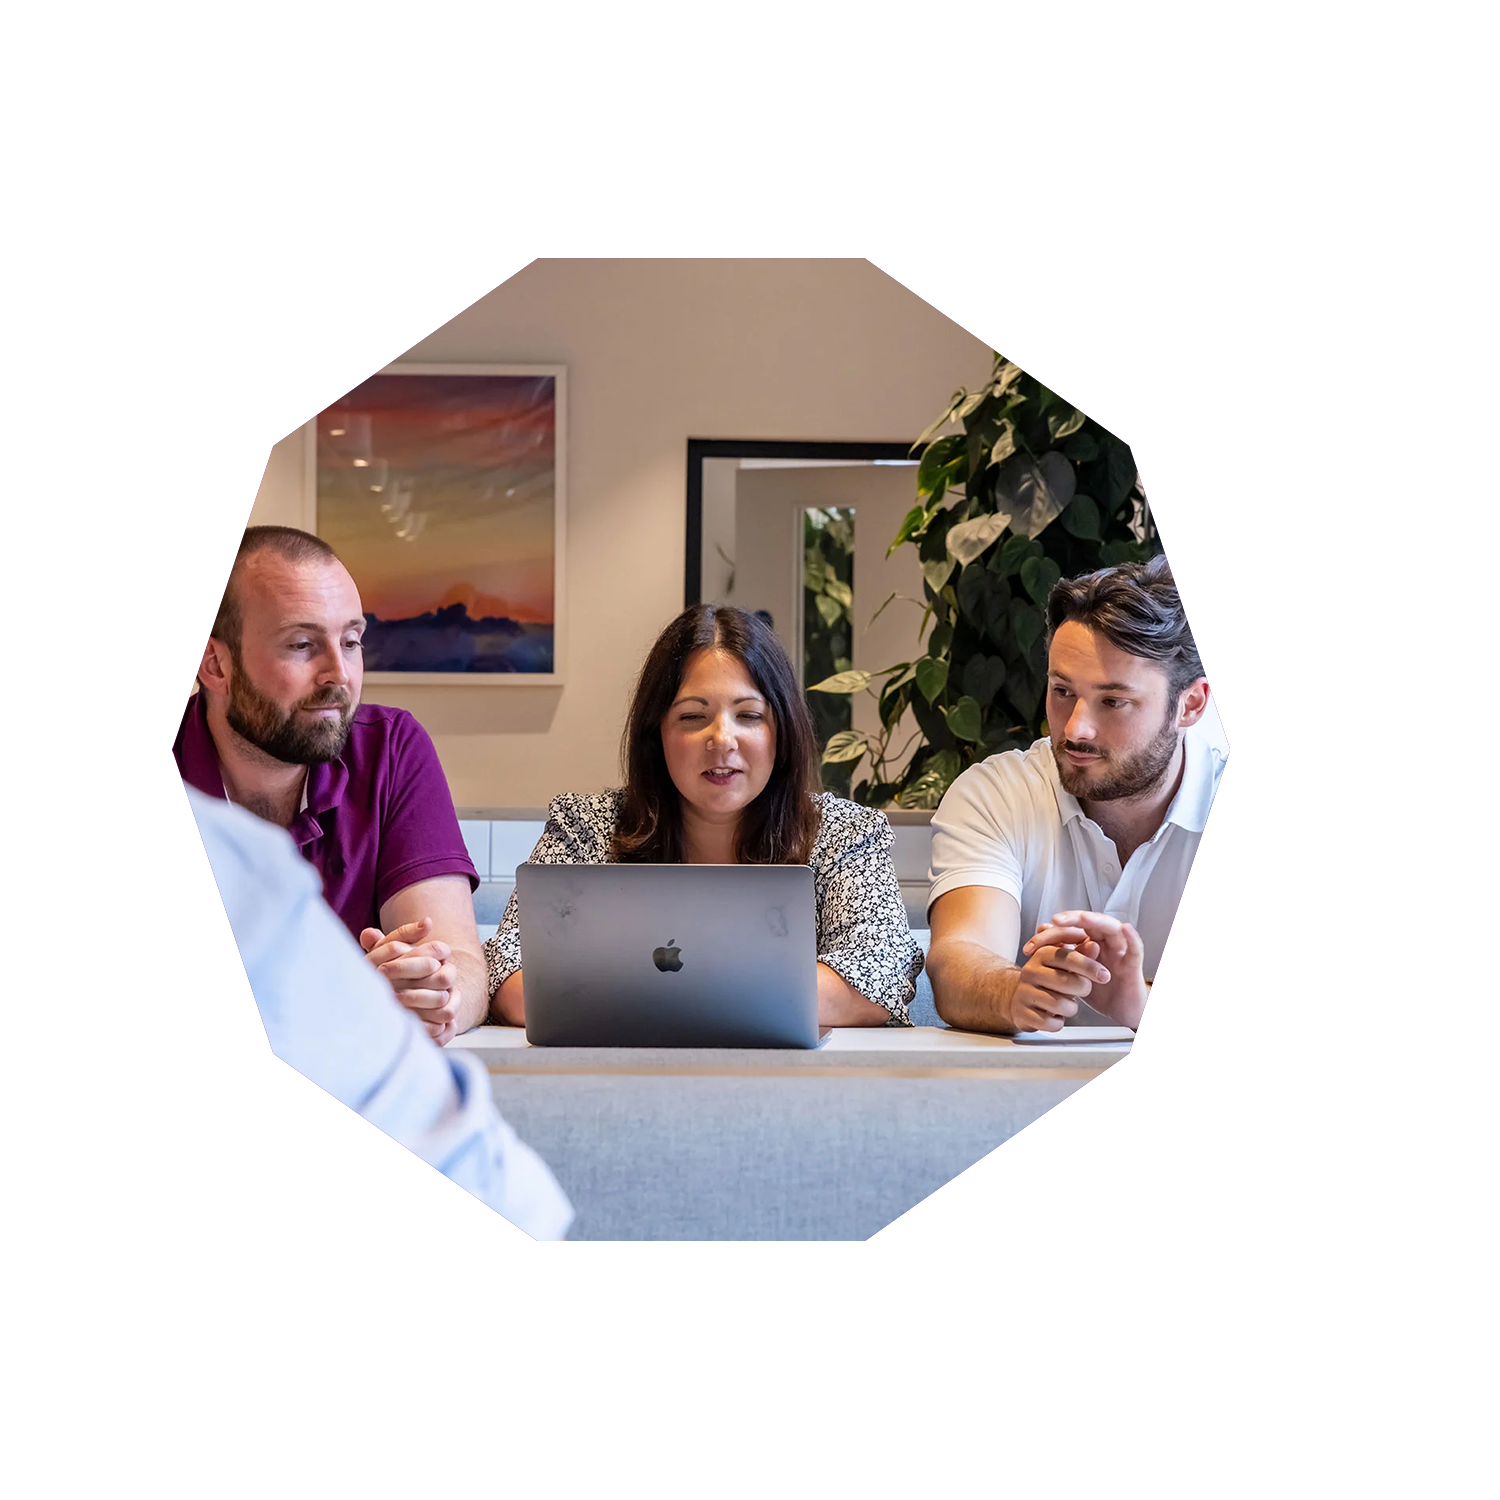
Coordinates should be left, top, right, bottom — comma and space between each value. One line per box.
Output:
482, 789, 922, 1025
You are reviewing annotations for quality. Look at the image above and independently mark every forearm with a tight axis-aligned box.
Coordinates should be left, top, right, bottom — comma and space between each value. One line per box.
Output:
451, 948, 491, 1034
491, 969, 525, 1026
927, 939, 1025, 1034
816, 963, 891, 1027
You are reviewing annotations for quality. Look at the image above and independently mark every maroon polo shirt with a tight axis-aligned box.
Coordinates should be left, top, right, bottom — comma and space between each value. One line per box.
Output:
175, 693, 478, 940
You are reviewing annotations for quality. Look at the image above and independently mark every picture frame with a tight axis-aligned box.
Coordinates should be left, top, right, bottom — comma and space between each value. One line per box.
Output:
302, 362, 568, 685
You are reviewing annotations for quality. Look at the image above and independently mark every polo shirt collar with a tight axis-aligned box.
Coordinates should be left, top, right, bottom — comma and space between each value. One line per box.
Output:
179, 691, 228, 801
297, 756, 349, 838
180, 690, 351, 835
1161, 729, 1217, 835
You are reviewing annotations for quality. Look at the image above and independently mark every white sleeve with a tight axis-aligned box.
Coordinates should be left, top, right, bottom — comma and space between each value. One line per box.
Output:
926, 760, 1027, 914
189, 787, 574, 1240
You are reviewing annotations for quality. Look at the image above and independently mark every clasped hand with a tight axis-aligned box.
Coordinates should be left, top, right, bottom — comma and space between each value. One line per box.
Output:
359, 917, 462, 1046
1013, 910, 1148, 1033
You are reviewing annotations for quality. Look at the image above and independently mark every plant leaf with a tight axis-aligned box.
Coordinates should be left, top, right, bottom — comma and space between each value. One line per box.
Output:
807, 669, 873, 694
1005, 659, 1042, 720
1047, 405, 1086, 441
815, 593, 843, 627
994, 451, 1078, 539
923, 556, 956, 595
898, 749, 964, 809
824, 576, 853, 608
961, 653, 1007, 706
917, 433, 966, 497
898, 777, 943, 810
945, 511, 1012, 567
911, 392, 965, 452
998, 532, 1037, 577
910, 688, 956, 749
985, 612, 1015, 655
1103, 434, 1138, 513
1027, 629, 1048, 679
945, 695, 983, 743
1059, 493, 1101, 540
918, 505, 956, 562
957, 564, 1008, 633
879, 679, 912, 731
956, 562, 988, 627
914, 655, 950, 704
990, 361, 1024, 400
1009, 598, 1045, 654
821, 730, 870, 765
887, 504, 927, 556
989, 421, 1017, 466
956, 387, 989, 421
1020, 555, 1062, 607
804, 555, 827, 593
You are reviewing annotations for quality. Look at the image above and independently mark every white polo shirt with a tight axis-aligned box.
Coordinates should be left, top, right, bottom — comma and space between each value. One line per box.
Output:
928, 728, 1226, 980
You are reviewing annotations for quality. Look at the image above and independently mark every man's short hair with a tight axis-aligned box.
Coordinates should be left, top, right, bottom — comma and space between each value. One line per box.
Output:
212, 526, 341, 656
1045, 554, 1204, 697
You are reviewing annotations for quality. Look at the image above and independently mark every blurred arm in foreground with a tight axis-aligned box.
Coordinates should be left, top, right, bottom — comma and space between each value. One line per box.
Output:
187, 784, 572, 1240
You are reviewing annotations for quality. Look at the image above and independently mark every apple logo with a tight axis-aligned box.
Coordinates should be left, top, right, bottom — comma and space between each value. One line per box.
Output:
652, 938, 684, 973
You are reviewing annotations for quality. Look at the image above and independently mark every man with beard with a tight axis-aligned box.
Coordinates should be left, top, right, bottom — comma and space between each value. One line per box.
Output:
175, 526, 487, 1044
925, 556, 1222, 1034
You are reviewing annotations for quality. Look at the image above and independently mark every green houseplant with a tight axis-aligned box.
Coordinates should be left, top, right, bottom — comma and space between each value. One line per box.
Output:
812, 353, 1160, 808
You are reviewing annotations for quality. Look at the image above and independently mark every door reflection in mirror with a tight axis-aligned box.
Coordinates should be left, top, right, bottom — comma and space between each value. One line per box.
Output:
690, 448, 923, 797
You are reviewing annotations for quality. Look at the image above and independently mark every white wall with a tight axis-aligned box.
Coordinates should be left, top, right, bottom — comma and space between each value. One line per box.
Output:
249, 258, 993, 809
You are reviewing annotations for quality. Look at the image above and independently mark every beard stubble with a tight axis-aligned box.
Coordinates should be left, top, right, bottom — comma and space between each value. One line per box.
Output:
226, 662, 354, 765
1053, 702, 1180, 803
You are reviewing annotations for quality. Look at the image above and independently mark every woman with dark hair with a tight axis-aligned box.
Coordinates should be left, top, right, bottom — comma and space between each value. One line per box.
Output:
484, 604, 921, 1027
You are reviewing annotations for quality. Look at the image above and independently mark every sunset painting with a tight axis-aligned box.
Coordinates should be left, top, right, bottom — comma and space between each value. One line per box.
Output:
314, 367, 563, 676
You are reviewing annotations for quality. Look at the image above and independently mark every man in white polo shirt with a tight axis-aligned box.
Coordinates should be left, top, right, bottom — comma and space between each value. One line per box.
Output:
926, 555, 1224, 1034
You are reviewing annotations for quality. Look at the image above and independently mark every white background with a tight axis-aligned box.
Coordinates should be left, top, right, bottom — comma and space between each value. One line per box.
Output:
3, 4, 1493, 1497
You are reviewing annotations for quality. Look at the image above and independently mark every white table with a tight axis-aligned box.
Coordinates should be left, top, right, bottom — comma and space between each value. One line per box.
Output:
453, 1025, 1132, 1239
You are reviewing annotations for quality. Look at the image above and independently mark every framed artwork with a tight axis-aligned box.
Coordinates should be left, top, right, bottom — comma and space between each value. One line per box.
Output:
306, 363, 567, 684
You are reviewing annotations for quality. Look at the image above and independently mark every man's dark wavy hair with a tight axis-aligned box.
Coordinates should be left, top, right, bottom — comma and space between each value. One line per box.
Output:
613, 604, 821, 866
1045, 554, 1204, 697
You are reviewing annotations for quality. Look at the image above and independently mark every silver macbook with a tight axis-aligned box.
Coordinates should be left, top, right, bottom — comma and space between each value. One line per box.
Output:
517, 863, 820, 1048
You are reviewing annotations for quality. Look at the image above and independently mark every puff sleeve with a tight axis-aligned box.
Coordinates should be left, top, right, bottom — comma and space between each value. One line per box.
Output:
811, 796, 922, 1025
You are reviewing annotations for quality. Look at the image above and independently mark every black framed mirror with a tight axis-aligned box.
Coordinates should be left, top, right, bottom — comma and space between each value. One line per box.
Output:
684, 438, 922, 794
684, 439, 914, 607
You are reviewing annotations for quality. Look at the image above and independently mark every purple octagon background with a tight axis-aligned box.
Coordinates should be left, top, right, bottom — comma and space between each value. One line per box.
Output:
175, 261, 1230, 1242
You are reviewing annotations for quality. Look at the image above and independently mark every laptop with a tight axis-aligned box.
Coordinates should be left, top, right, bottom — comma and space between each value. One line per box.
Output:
517, 863, 820, 1048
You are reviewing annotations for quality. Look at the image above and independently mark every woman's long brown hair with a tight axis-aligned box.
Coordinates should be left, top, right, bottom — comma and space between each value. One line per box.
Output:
612, 604, 821, 866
